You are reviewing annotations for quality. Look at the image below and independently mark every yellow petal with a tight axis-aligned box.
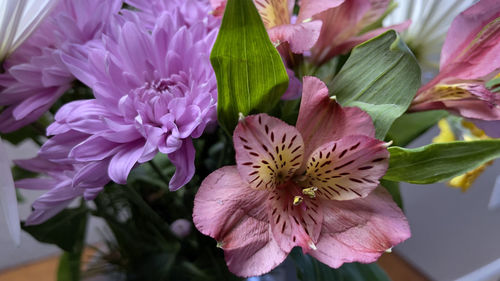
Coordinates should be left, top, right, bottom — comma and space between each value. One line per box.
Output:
448, 161, 493, 192
461, 120, 488, 139
432, 119, 455, 143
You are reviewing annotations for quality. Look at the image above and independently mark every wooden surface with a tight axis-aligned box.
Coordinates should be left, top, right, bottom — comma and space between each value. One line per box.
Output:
0, 250, 430, 281
379, 252, 431, 281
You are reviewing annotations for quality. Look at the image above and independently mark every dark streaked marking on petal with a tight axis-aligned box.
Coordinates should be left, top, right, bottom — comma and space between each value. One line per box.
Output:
334, 160, 355, 170
350, 142, 361, 151
338, 149, 348, 159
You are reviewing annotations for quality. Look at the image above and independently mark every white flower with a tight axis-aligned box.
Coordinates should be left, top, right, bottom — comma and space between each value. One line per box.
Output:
0, 0, 58, 61
0, 137, 20, 245
384, 0, 474, 77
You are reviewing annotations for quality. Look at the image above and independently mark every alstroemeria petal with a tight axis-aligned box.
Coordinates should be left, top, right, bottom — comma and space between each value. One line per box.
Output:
412, 81, 500, 120
234, 114, 304, 190
356, 0, 390, 28
330, 20, 411, 56
296, 0, 345, 23
254, 0, 294, 28
440, 0, 500, 70
267, 20, 322, 54
304, 135, 389, 200
193, 166, 287, 277
296, 76, 375, 160
280, 67, 302, 100
309, 187, 410, 268
267, 182, 323, 253
311, 0, 371, 63
0, 137, 20, 245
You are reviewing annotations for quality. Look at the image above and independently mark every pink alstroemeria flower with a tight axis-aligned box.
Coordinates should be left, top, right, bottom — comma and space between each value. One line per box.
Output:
211, 0, 344, 54
193, 77, 410, 277
311, 0, 410, 65
410, 0, 500, 125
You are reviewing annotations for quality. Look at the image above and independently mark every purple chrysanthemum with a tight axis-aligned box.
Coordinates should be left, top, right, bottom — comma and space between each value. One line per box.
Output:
15, 156, 108, 225
124, 0, 220, 32
0, 0, 122, 132
39, 2, 219, 191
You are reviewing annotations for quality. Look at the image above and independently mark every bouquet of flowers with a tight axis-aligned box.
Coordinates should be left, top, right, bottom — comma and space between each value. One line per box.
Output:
1, 0, 499, 280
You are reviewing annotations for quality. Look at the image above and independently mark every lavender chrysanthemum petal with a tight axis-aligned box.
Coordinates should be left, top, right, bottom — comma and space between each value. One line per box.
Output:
14, 156, 109, 225
0, 0, 122, 133
42, 1, 219, 193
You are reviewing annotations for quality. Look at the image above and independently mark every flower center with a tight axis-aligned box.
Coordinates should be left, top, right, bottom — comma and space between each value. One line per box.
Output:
125, 73, 190, 126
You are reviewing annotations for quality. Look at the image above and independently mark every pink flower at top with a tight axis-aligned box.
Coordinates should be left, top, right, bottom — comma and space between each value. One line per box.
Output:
41, 3, 219, 190
310, 0, 410, 65
211, 0, 344, 55
410, 0, 500, 128
0, 0, 122, 133
210, 0, 344, 100
193, 77, 410, 277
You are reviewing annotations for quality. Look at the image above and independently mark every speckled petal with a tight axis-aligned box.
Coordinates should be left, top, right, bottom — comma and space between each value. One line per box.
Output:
234, 114, 304, 190
193, 166, 287, 277
309, 187, 410, 268
303, 135, 389, 200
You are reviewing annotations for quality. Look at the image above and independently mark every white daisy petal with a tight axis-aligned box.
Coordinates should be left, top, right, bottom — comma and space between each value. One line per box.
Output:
384, 0, 474, 72
0, 0, 58, 61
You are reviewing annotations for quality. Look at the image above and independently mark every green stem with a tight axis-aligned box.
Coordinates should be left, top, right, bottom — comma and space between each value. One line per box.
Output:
123, 184, 179, 241
148, 161, 170, 187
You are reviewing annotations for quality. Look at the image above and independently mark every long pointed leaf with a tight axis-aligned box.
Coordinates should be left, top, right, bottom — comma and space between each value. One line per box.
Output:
385, 140, 500, 184
211, 0, 289, 134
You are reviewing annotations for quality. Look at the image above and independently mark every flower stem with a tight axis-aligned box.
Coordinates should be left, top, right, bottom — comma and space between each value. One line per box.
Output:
148, 160, 170, 187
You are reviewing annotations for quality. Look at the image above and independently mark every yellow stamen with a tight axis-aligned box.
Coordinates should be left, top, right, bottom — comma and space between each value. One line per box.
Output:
293, 196, 304, 206
302, 187, 318, 199
216, 241, 224, 249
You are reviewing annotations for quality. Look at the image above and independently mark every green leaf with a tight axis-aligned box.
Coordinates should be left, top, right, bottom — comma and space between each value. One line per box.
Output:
211, 0, 289, 133
486, 76, 500, 88
22, 205, 88, 252
384, 140, 500, 184
386, 110, 448, 147
331, 30, 421, 140
486, 76, 500, 93
290, 249, 391, 281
